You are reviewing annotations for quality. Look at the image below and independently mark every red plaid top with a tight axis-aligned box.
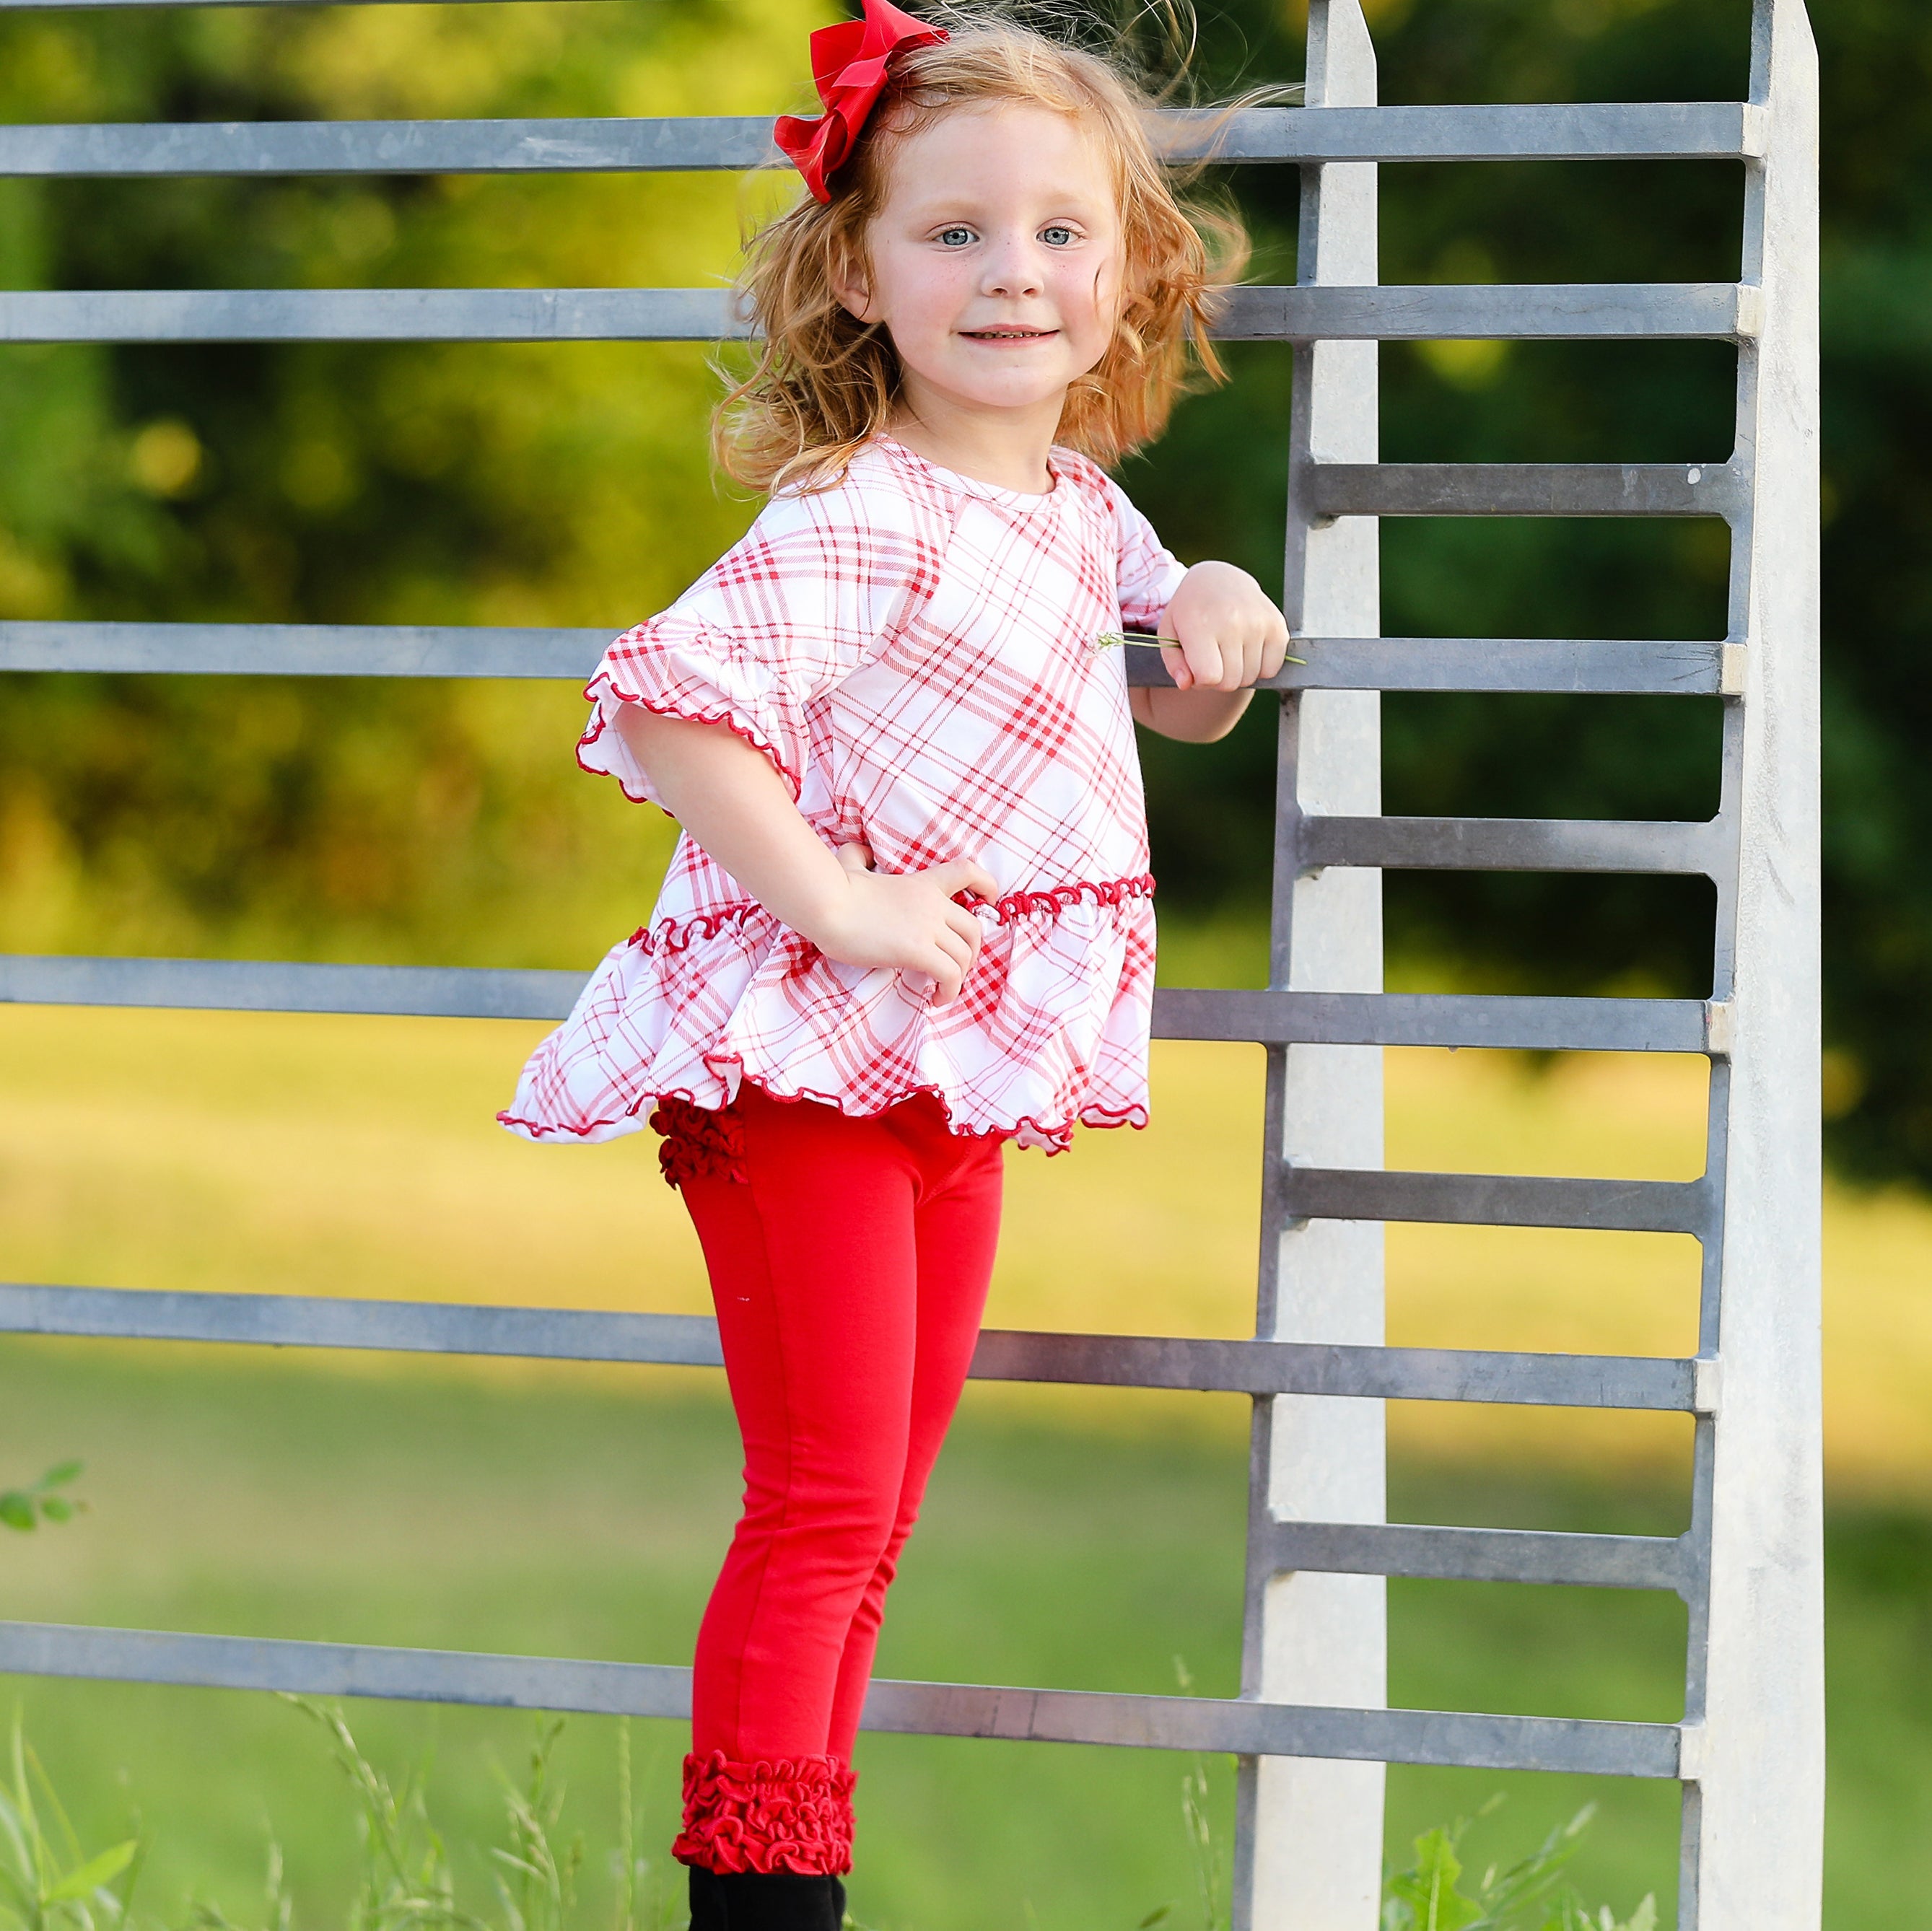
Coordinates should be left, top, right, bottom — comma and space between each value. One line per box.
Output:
499, 435, 1184, 1152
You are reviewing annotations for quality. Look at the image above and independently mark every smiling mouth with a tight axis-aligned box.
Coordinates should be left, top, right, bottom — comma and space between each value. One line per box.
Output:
960, 326, 1058, 341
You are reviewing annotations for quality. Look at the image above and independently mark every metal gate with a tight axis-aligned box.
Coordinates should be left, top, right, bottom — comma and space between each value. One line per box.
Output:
0, 1, 1822, 1925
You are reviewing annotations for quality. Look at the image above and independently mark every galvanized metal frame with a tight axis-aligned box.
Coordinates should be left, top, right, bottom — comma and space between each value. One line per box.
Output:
0, 1, 1822, 1925
1238, 2, 1390, 1918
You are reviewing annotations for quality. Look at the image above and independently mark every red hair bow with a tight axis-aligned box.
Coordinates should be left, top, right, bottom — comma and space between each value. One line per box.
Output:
774, 0, 948, 203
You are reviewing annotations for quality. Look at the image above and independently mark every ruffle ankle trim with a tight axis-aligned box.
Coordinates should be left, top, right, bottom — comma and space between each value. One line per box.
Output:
671, 1751, 856, 1876
649, 1096, 747, 1189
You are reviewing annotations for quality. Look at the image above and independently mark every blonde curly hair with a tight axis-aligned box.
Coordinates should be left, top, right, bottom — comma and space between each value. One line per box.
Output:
716, 11, 1252, 494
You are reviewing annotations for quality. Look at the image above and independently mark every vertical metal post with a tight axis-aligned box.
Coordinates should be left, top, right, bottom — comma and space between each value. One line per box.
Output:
1680, 1, 1824, 1927
1233, 4, 1384, 1927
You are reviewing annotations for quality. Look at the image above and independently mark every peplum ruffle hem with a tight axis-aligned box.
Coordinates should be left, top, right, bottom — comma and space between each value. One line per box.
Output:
497, 876, 1155, 1155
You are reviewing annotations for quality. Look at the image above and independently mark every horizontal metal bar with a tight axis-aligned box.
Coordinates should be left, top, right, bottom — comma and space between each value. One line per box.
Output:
0, 283, 1753, 347
0, 1282, 725, 1366
0, 117, 780, 178
0, 956, 1723, 1056
0, 953, 586, 1020
1153, 987, 1718, 1054
1191, 100, 1762, 165
2, 622, 1736, 699
1256, 1520, 1691, 1594
0, 105, 1761, 179
0, 287, 740, 345
1277, 1166, 1713, 1236
0, 1621, 1683, 1777
1243, 636, 1738, 696
969, 1328, 1701, 1411
1, 0, 603, 6
0, 1284, 1705, 1411
870, 1681, 1684, 1777
1306, 462, 1749, 520
0, 620, 609, 679
0, 1619, 689, 1718
1217, 282, 1755, 343
1297, 813, 1726, 877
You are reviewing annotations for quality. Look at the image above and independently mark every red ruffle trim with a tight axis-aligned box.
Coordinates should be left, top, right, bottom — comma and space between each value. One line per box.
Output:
626, 903, 763, 956
577, 676, 803, 808
650, 1095, 747, 1189
626, 872, 1153, 960
988, 873, 1154, 921
504, 1071, 1148, 1151
670, 1751, 856, 1877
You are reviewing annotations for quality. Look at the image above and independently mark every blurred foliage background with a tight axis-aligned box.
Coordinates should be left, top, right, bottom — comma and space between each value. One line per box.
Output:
0, 0, 1922, 1181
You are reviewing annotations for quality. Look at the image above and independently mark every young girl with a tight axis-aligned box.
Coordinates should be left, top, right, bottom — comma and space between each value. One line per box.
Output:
502, 5, 1288, 1923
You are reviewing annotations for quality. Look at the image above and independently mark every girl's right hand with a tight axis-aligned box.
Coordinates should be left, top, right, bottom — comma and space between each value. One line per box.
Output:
807, 842, 999, 1006
609, 706, 996, 1003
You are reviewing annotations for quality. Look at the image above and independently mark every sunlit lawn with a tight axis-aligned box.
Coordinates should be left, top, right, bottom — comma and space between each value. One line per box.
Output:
1, 1004, 1928, 1927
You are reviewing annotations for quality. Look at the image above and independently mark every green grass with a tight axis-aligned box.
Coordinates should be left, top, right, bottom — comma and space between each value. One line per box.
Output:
1, 1007, 1923, 1926
4, 1344, 1921, 1930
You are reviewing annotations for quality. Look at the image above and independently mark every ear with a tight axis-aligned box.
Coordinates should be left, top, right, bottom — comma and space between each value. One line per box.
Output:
829, 237, 878, 324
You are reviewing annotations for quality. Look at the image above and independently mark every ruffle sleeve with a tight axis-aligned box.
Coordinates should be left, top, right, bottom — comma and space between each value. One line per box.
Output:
1105, 477, 1189, 633
577, 480, 950, 807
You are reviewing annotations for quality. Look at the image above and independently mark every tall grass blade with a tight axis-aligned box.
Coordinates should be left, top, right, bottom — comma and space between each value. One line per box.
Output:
42, 1844, 136, 1907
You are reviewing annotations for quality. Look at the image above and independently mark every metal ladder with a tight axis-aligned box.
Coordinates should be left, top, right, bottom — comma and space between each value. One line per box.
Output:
0, 1, 1822, 1925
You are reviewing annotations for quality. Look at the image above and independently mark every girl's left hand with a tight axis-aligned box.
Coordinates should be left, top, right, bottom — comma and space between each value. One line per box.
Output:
1158, 561, 1292, 693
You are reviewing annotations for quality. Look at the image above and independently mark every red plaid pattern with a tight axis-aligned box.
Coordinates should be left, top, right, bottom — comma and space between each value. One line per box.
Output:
500, 436, 1184, 1152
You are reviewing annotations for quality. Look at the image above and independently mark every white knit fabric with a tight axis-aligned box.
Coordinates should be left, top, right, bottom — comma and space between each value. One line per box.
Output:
501, 435, 1185, 1152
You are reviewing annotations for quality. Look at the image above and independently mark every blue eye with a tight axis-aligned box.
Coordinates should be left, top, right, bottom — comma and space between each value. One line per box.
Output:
937, 225, 976, 247
1041, 224, 1076, 246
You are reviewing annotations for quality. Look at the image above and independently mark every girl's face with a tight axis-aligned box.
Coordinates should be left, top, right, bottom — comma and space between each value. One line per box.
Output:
835, 101, 1125, 432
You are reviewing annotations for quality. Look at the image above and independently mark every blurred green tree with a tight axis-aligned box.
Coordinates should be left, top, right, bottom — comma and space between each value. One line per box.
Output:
0, 1, 817, 968
1128, 0, 1924, 1181
0, 0, 1923, 1180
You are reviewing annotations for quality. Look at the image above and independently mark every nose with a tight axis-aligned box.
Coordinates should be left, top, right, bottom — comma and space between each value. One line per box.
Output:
979, 232, 1044, 300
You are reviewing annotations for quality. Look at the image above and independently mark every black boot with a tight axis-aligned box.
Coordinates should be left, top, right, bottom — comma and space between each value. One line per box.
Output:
687, 1867, 847, 1930
687, 1867, 726, 1931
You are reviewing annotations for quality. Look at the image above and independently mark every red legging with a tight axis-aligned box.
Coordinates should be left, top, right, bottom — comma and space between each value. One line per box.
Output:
667, 1084, 1004, 1877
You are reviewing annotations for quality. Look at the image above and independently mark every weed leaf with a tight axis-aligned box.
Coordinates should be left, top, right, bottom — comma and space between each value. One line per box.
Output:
44, 1839, 137, 1904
